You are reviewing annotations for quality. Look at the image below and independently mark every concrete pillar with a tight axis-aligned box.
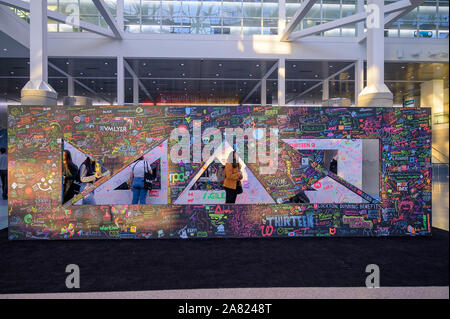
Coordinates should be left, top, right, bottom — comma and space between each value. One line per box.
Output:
278, 0, 286, 34
117, 56, 124, 105
21, 0, 57, 105
322, 80, 329, 102
277, 58, 286, 106
261, 79, 267, 106
117, 0, 124, 31
68, 76, 74, 96
420, 79, 444, 113
356, 0, 365, 37
355, 59, 364, 105
358, 0, 393, 107
133, 77, 139, 105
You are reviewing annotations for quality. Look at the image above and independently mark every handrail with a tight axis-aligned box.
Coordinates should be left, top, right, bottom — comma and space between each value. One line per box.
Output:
432, 146, 449, 165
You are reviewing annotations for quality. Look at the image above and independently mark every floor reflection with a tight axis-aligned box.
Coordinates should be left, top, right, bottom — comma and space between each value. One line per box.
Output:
432, 164, 449, 231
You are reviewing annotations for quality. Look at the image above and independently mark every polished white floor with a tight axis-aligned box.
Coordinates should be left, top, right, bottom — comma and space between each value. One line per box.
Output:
1, 287, 448, 299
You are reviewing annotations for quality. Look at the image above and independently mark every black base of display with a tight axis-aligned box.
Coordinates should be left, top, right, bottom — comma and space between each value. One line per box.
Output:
0, 227, 448, 294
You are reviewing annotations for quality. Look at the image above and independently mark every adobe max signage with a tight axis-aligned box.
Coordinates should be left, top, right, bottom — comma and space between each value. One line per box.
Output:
7, 106, 432, 239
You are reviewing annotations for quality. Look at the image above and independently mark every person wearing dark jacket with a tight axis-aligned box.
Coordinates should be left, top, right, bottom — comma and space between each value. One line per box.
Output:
79, 156, 102, 205
62, 150, 79, 203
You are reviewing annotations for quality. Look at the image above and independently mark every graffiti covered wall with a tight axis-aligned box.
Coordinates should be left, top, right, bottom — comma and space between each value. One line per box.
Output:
7, 105, 432, 239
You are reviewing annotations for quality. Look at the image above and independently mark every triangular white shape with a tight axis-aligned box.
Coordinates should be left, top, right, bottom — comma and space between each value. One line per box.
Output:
282, 138, 365, 203
82, 140, 169, 205
174, 140, 275, 204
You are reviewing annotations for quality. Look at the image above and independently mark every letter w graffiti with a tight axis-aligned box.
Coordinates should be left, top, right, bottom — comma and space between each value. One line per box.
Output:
261, 225, 274, 237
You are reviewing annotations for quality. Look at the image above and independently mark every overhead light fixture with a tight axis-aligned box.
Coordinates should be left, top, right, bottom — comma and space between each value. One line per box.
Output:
293, 64, 296, 68
180, 63, 184, 66
216, 73, 219, 76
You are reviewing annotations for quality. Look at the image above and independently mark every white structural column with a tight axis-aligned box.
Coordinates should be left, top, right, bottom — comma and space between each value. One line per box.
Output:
358, 0, 393, 107
133, 77, 139, 105
356, 0, 365, 38
322, 80, 329, 103
21, 0, 57, 105
68, 76, 74, 96
117, 56, 124, 105
355, 59, 364, 105
261, 79, 267, 106
117, 0, 124, 30
278, 58, 286, 106
278, 0, 286, 34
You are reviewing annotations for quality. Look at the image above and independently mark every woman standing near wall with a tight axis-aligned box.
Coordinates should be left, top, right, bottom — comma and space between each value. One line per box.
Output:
62, 150, 79, 203
79, 156, 102, 205
223, 151, 243, 204
129, 156, 153, 205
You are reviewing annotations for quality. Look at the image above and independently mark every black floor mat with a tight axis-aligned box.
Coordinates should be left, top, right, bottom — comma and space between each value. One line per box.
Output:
0, 228, 448, 294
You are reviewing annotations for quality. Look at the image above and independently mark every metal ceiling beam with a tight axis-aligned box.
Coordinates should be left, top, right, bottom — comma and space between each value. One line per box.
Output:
286, 0, 412, 41
91, 0, 123, 39
124, 60, 155, 104
358, 0, 426, 42
280, 0, 318, 42
240, 62, 279, 104
49, 61, 114, 104
286, 62, 355, 103
0, 0, 115, 38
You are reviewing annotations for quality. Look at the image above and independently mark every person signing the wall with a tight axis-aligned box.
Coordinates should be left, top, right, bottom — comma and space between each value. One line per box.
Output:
223, 150, 243, 204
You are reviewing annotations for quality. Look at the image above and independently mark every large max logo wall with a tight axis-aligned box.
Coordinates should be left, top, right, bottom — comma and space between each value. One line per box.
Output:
7, 106, 432, 239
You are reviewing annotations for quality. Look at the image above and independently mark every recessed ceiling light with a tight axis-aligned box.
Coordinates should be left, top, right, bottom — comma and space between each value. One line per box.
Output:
293, 64, 296, 68
218, 63, 222, 67
3, 48, 7, 51
80, 72, 84, 75
148, 73, 151, 76
104, 62, 108, 65
152, 81, 156, 84
180, 63, 184, 66
315, 74, 318, 78
66, 62, 70, 65
256, 64, 260, 67
249, 74, 253, 77
10, 72, 14, 75
182, 73, 186, 76
143, 62, 147, 66
216, 73, 219, 76
100, 87, 103, 90
183, 81, 187, 84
